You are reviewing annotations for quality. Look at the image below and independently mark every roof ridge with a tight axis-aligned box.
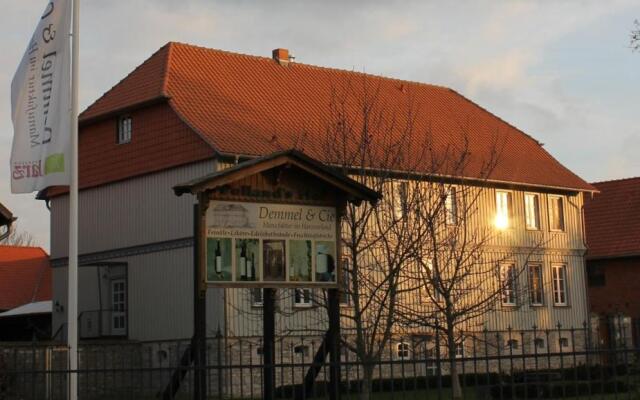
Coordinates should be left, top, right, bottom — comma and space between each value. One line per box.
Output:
168, 42, 544, 146
591, 176, 640, 185
167, 41, 451, 91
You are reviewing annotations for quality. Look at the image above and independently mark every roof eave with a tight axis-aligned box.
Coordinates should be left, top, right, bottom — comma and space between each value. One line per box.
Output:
79, 95, 171, 127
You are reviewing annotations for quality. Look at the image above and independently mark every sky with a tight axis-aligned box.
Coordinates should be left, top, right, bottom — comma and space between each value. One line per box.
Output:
1, 0, 639, 251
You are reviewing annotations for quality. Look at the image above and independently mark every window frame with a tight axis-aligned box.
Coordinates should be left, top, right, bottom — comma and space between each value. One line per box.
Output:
339, 257, 352, 306
551, 264, 568, 306
500, 262, 518, 307
527, 263, 544, 306
495, 190, 514, 229
524, 192, 541, 230
392, 181, 409, 221
506, 338, 520, 352
293, 288, 313, 308
548, 195, 565, 232
454, 340, 465, 358
424, 258, 442, 303
533, 337, 546, 352
445, 186, 458, 226
396, 341, 412, 360
557, 336, 571, 351
117, 115, 132, 144
251, 288, 263, 308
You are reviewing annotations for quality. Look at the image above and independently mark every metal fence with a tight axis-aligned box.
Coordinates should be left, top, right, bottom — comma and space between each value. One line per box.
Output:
1, 318, 639, 400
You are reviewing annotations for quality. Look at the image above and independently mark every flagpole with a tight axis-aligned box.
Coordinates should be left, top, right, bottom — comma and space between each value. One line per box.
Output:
68, 0, 80, 399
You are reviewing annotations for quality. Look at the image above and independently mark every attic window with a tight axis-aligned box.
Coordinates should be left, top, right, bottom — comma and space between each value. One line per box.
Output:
117, 116, 132, 144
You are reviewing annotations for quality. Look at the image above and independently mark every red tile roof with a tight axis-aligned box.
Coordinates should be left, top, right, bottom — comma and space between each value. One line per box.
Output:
0, 246, 51, 311
81, 42, 593, 192
584, 177, 640, 259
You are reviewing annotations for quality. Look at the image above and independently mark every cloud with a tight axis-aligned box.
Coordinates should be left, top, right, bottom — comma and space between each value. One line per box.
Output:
1, 0, 640, 250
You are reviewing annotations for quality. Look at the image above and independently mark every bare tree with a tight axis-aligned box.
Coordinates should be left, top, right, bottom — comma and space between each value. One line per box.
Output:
0, 223, 37, 247
632, 20, 640, 52
392, 135, 548, 399
321, 77, 549, 400
320, 76, 429, 400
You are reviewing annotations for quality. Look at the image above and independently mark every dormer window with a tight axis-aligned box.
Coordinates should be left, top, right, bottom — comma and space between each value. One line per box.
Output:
118, 116, 132, 144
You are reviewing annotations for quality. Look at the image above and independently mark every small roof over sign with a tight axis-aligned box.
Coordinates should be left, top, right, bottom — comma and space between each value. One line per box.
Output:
173, 149, 381, 206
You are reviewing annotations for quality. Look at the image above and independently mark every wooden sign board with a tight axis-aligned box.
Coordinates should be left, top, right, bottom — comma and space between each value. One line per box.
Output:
174, 150, 380, 291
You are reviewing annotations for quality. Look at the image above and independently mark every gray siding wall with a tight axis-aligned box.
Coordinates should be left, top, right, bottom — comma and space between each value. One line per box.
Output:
50, 160, 216, 258
51, 160, 226, 341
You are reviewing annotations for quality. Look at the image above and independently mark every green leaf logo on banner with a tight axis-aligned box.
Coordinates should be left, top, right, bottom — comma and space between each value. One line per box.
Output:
45, 153, 65, 174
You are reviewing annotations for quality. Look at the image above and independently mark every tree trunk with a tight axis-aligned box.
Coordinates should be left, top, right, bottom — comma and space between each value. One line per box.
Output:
447, 326, 463, 400
359, 363, 375, 400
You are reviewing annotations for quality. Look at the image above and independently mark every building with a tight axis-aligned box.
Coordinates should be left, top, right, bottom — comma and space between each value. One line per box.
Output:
584, 177, 640, 347
42, 43, 594, 347
0, 245, 52, 341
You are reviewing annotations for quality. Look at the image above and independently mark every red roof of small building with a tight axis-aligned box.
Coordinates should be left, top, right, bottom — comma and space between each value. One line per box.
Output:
584, 177, 640, 259
0, 246, 52, 311
80, 42, 593, 192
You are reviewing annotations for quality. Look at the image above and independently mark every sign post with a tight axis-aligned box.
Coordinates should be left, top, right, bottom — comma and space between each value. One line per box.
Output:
174, 150, 380, 400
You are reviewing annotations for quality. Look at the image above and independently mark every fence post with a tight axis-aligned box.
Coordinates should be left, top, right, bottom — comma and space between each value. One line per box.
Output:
328, 288, 341, 400
263, 288, 276, 400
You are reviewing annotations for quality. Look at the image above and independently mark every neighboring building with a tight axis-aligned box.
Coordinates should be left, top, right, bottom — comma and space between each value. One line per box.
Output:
0, 245, 52, 341
42, 43, 594, 346
584, 177, 640, 347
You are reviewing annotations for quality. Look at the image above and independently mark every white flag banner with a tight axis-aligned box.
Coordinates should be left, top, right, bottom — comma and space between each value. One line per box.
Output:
10, 0, 72, 193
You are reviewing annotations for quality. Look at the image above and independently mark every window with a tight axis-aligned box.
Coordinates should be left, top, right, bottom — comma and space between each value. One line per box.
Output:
587, 264, 606, 287
501, 263, 517, 306
454, 341, 465, 358
111, 279, 127, 336
396, 341, 411, 359
528, 264, 544, 306
424, 259, 441, 302
558, 337, 570, 350
495, 191, 513, 229
294, 345, 310, 357
548, 195, 565, 231
524, 193, 540, 230
445, 187, 457, 225
117, 116, 132, 144
506, 339, 519, 351
552, 264, 568, 306
293, 288, 312, 307
533, 338, 546, 351
251, 288, 263, 307
339, 258, 351, 306
393, 181, 409, 220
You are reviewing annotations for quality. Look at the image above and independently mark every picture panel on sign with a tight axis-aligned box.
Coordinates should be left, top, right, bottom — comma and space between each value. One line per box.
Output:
205, 201, 337, 286
315, 241, 337, 282
289, 240, 312, 282
263, 239, 286, 281
207, 238, 232, 281
235, 239, 259, 281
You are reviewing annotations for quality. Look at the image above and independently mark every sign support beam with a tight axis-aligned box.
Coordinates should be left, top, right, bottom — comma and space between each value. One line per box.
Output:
193, 204, 207, 400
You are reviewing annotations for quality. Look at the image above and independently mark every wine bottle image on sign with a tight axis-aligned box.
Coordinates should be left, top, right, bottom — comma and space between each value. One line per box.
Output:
207, 238, 232, 281
236, 239, 259, 281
